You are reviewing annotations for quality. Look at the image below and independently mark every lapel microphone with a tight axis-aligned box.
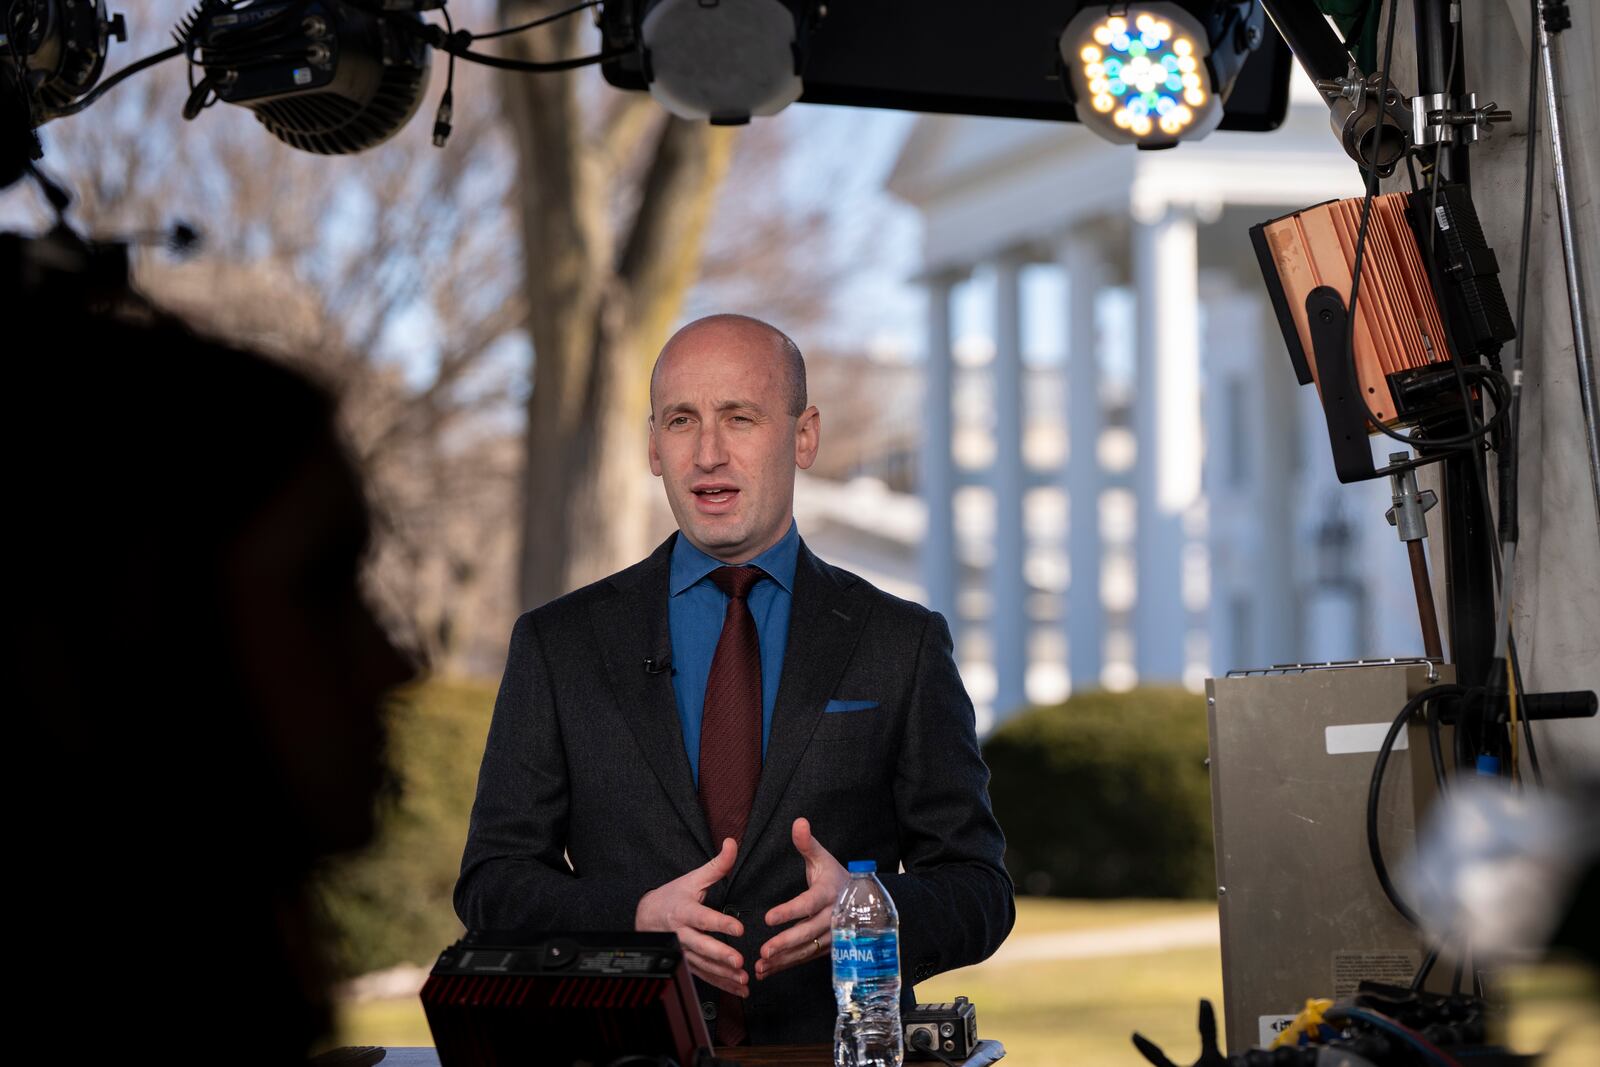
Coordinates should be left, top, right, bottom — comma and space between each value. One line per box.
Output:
643, 654, 672, 675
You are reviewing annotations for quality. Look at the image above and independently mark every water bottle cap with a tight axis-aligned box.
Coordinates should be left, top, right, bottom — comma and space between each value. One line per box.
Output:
847, 860, 876, 873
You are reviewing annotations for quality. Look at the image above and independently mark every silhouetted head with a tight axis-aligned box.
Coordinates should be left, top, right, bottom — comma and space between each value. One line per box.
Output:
14, 294, 415, 1060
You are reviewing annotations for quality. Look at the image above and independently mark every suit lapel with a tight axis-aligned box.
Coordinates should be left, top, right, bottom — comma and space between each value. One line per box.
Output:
728, 541, 869, 887
590, 535, 716, 858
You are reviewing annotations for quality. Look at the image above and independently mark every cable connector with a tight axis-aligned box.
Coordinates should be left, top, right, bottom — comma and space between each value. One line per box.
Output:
432, 88, 452, 147
1541, 1, 1572, 34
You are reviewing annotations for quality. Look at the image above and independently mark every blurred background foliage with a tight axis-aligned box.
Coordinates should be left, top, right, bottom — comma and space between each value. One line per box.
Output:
984, 688, 1214, 900
319, 679, 495, 977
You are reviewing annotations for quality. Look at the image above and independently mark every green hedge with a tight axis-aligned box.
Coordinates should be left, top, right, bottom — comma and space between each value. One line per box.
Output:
318, 678, 497, 977
982, 688, 1215, 899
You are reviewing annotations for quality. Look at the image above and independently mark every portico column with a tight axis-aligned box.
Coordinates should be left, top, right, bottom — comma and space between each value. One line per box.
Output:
991, 251, 1028, 720
920, 272, 960, 623
1133, 207, 1200, 683
1060, 236, 1104, 692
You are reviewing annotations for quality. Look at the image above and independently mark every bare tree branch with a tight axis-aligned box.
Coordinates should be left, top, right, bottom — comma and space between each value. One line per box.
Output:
617, 118, 737, 346
594, 91, 665, 168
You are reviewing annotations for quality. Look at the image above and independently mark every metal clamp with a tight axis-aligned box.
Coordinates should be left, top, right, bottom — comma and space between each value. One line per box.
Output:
1410, 91, 1512, 146
1385, 452, 1439, 542
1315, 64, 1411, 176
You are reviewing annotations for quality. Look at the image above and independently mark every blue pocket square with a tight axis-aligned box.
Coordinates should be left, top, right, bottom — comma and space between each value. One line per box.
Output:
825, 699, 879, 713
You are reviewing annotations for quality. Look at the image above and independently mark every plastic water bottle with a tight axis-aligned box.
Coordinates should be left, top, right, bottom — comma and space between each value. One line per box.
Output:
832, 860, 903, 1067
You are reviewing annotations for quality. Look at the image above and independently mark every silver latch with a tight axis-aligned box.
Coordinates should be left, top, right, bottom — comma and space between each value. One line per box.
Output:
1385, 453, 1439, 542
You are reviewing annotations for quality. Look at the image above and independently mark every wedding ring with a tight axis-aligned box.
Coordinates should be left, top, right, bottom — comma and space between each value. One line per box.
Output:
812, 937, 821, 954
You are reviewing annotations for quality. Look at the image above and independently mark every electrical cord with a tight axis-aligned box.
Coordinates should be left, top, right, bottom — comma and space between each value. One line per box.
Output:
1506, 656, 1521, 783
1494, 0, 1545, 786
1411, 944, 1440, 990
40, 43, 185, 118
1425, 700, 1448, 793
1411, 12, 1518, 697
1508, 634, 1542, 783
1369, 684, 1465, 927
1324, 1005, 1465, 1067
1406, 10, 1544, 778
392, 15, 624, 72
443, 41, 625, 72
1342, 0, 1506, 463
432, 4, 457, 146
1372, 5, 1537, 787
1493, 101, 1539, 602
152, 0, 614, 124
472, 0, 601, 40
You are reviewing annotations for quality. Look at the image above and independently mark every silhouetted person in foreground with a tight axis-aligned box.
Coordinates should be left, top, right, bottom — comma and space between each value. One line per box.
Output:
13, 281, 415, 1063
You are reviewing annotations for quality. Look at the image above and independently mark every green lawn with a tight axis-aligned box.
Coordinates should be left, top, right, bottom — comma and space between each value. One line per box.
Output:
334, 899, 1598, 1065
921, 947, 1224, 1065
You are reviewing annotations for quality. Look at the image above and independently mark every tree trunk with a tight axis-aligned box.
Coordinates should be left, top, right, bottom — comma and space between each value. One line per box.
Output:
502, 4, 736, 609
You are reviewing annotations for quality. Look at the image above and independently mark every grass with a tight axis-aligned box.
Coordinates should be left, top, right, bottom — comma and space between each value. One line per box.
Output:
921, 946, 1224, 1065
1499, 960, 1600, 1067
973, 897, 1218, 937
337, 997, 435, 1048
334, 899, 1599, 1065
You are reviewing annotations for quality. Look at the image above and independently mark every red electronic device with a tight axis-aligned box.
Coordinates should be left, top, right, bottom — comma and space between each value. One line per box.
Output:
422, 931, 712, 1067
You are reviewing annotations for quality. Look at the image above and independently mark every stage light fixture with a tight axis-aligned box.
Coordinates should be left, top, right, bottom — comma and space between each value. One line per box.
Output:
183, 0, 430, 156
638, 0, 808, 125
0, 0, 126, 111
1058, 2, 1263, 148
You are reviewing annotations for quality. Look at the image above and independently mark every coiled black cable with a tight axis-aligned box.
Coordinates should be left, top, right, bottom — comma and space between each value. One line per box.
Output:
1369, 684, 1466, 926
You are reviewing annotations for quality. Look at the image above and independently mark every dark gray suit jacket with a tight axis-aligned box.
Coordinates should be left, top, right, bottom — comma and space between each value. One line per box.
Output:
454, 534, 1014, 1044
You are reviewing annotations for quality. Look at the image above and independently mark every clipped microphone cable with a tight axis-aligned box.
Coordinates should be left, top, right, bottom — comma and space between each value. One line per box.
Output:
432, 3, 458, 146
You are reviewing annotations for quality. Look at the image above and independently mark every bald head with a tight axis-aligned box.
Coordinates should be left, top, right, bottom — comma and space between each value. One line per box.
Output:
647, 313, 821, 563
651, 314, 807, 419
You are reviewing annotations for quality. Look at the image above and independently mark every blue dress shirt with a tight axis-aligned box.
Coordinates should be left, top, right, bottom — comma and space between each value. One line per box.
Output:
668, 521, 799, 785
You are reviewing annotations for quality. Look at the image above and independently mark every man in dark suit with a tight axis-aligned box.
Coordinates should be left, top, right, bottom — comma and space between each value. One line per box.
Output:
455, 314, 1013, 1045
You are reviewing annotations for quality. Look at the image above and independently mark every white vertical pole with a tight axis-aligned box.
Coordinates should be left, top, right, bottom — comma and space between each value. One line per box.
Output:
1133, 207, 1200, 683
920, 272, 959, 624
991, 252, 1029, 720
1061, 237, 1104, 692
1249, 287, 1301, 667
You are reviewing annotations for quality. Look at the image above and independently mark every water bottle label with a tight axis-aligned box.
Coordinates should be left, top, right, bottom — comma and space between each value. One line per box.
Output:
832, 931, 899, 984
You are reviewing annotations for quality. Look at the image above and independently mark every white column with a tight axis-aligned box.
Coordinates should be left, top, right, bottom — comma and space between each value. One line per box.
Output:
1200, 278, 1298, 675
990, 252, 1028, 720
1060, 236, 1104, 692
1251, 288, 1301, 666
920, 273, 960, 624
1133, 207, 1200, 683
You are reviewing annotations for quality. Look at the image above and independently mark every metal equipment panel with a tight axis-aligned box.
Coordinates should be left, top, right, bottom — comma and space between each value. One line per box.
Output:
1206, 661, 1453, 1054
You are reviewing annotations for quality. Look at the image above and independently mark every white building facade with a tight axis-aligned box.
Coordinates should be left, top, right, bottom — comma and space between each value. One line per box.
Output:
885, 74, 1431, 729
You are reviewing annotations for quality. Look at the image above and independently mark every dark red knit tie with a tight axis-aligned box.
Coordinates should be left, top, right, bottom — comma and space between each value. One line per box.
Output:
698, 564, 764, 1046
699, 564, 765, 850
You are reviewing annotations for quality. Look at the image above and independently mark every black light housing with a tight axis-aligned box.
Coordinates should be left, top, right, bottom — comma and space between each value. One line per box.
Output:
0, 0, 126, 111
184, 0, 430, 155
598, 0, 1292, 133
636, 0, 809, 125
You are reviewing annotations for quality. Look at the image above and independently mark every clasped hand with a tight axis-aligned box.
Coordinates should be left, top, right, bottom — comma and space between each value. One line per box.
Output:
634, 817, 849, 996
